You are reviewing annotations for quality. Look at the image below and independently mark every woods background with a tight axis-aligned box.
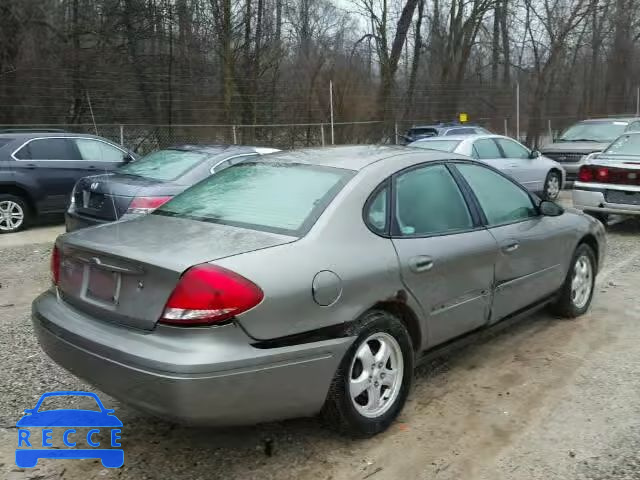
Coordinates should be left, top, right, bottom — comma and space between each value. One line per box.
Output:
0, 0, 639, 149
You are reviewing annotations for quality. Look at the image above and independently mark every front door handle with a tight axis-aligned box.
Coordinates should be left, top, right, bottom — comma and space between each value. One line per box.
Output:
25, 164, 37, 169
502, 241, 519, 253
409, 255, 434, 273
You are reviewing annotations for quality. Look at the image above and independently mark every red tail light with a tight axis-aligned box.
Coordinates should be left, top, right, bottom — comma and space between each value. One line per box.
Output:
595, 167, 610, 182
51, 245, 60, 285
578, 166, 594, 182
159, 264, 263, 326
126, 196, 172, 214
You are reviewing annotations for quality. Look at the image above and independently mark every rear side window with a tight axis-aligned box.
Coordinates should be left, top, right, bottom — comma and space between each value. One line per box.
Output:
118, 149, 209, 181
409, 128, 437, 137
472, 139, 502, 159
74, 139, 124, 162
155, 162, 354, 236
393, 164, 472, 236
15, 138, 79, 160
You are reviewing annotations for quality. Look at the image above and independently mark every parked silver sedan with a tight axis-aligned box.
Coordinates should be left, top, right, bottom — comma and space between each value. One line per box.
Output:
33, 146, 604, 437
573, 131, 640, 223
409, 134, 566, 200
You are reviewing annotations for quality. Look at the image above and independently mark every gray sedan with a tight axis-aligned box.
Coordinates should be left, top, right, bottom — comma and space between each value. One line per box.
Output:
409, 134, 566, 200
33, 146, 604, 437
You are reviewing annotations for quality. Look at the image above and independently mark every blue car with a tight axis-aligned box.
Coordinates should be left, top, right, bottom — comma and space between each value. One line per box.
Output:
15, 391, 123, 468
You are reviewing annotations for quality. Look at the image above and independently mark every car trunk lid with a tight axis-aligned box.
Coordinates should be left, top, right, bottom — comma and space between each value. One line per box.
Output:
73, 174, 185, 221
57, 214, 296, 330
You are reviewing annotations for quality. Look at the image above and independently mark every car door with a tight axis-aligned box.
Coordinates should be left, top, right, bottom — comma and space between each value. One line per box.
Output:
454, 162, 571, 323
72, 138, 127, 175
495, 137, 542, 191
387, 163, 499, 347
471, 138, 506, 172
12, 137, 87, 212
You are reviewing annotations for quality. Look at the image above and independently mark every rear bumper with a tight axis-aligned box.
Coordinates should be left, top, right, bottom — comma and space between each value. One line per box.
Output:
32, 291, 353, 426
572, 185, 640, 216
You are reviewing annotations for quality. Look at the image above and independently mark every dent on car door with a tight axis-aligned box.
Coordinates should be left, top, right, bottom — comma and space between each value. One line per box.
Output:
454, 163, 567, 323
386, 163, 498, 347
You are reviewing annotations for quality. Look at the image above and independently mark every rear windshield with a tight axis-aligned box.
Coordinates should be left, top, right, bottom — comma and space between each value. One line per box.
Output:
118, 149, 208, 181
559, 121, 629, 143
408, 140, 461, 152
409, 128, 437, 137
603, 134, 640, 156
154, 162, 354, 236
0, 138, 14, 148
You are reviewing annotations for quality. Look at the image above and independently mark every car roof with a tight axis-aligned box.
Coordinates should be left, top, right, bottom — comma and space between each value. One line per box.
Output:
413, 133, 501, 142
259, 145, 468, 171
0, 132, 113, 140
162, 144, 279, 155
579, 117, 640, 123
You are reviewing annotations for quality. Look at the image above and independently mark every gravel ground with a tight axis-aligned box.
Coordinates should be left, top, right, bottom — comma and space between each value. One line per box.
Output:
1, 211, 640, 480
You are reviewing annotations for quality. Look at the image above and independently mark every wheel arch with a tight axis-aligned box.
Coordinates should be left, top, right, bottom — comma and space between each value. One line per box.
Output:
370, 299, 422, 353
0, 183, 36, 214
578, 233, 599, 270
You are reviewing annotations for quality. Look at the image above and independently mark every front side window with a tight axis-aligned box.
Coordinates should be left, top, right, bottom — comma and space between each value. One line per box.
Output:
393, 164, 472, 236
496, 138, 529, 159
15, 138, 79, 160
118, 149, 209, 181
74, 139, 124, 162
456, 163, 537, 225
155, 162, 354, 236
603, 133, 640, 156
472, 139, 502, 159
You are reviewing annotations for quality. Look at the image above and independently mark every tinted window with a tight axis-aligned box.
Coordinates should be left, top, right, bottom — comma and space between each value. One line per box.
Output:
445, 128, 476, 135
603, 133, 640, 156
16, 138, 79, 160
456, 163, 537, 225
118, 149, 209, 181
409, 128, 437, 137
74, 139, 124, 162
559, 121, 628, 142
473, 139, 502, 159
366, 186, 388, 234
394, 164, 472, 236
155, 162, 354, 236
496, 138, 529, 159
409, 140, 461, 152
0, 138, 14, 148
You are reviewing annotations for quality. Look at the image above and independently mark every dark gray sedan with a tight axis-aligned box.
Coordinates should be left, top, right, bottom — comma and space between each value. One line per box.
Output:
34, 146, 605, 437
65, 144, 278, 231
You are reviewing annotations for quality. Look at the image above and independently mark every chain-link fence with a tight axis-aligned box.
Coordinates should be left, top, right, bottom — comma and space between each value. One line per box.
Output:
2, 114, 636, 154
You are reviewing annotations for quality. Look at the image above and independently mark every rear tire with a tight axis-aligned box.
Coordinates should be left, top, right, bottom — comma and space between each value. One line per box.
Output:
0, 194, 30, 233
543, 171, 562, 200
550, 244, 596, 318
321, 310, 414, 437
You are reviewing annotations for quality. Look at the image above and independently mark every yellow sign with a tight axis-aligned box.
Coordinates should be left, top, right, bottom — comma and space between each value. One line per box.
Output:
459, 112, 468, 123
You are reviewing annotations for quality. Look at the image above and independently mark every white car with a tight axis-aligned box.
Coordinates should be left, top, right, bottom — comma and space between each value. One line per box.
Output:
409, 134, 566, 200
573, 131, 640, 224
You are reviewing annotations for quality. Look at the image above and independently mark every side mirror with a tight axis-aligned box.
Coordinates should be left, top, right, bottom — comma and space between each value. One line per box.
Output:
539, 200, 564, 216
122, 152, 134, 164
529, 150, 541, 159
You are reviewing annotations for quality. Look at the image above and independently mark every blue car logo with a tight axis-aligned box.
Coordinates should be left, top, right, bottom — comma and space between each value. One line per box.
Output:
16, 391, 123, 468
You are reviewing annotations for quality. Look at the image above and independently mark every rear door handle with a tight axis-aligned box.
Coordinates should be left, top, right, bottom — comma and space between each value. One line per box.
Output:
25, 164, 37, 169
87, 165, 97, 170
409, 255, 434, 273
502, 241, 519, 253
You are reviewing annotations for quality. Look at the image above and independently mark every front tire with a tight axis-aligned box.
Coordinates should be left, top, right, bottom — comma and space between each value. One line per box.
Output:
321, 310, 414, 437
543, 171, 562, 200
0, 194, 30, 233
550, 244, 596, 318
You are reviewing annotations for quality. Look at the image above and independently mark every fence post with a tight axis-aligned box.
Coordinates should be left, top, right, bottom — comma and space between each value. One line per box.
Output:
547, 119, 552, 143
394, 122, 398, 144
119, 125, 124, 146
504, 118, 508, 136
320, 123, 325, 146
232, 125, 237, 144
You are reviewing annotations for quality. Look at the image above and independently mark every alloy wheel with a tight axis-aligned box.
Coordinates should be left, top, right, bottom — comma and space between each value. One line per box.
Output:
0, 200, 25, 232
571, 254, 593, 309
